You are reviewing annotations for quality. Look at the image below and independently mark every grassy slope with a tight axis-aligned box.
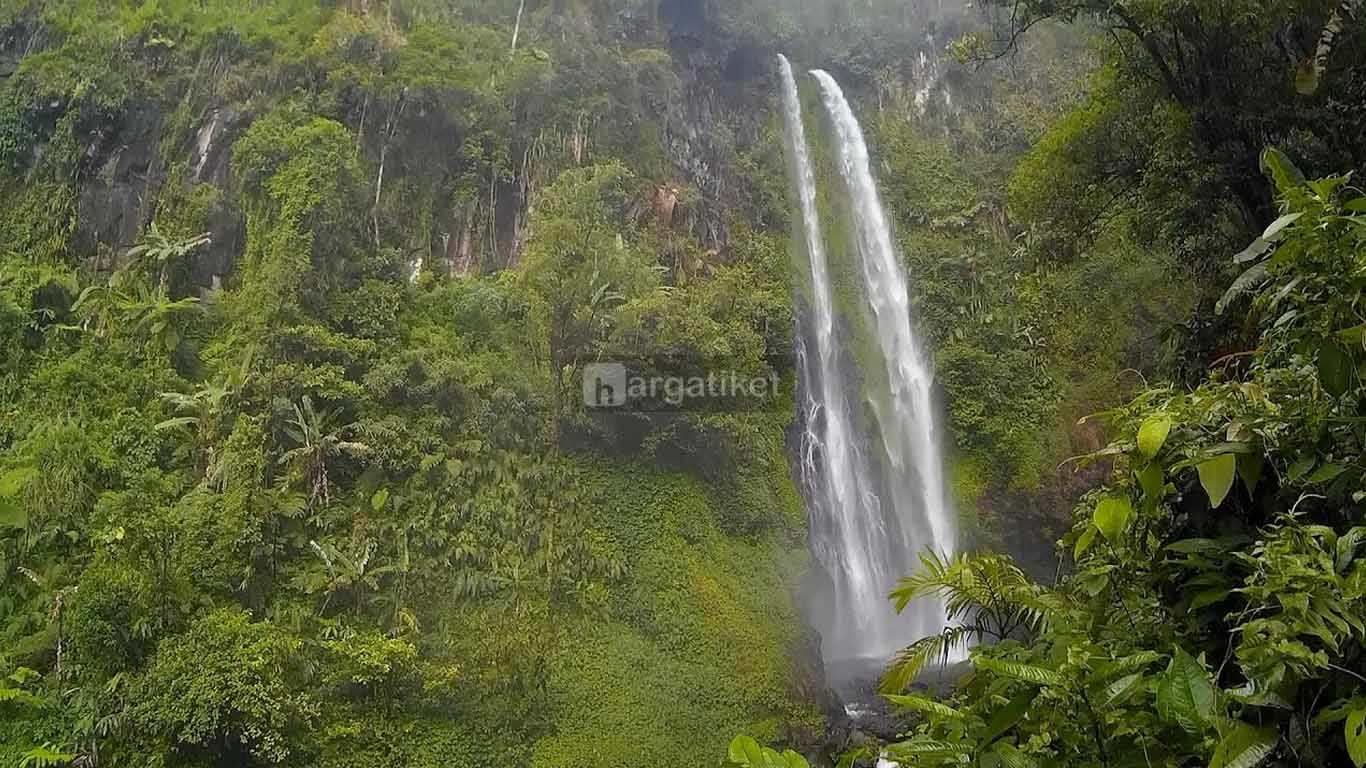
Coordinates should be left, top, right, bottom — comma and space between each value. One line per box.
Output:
539, 461, 819, 765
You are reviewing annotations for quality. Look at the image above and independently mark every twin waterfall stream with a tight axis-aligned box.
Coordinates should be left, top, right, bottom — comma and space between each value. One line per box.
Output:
778, 56, 958, 694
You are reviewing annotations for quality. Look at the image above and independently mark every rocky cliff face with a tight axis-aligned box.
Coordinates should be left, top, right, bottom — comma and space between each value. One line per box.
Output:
1, 0, 972, 294
0, 5, 795, 286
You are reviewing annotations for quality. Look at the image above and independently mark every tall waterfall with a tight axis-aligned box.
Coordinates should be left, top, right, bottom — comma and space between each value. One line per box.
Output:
778, 56, 956, 685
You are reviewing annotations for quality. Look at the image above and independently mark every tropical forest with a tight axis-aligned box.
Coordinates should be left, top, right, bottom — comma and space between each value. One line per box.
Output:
0, 0, 1364, 767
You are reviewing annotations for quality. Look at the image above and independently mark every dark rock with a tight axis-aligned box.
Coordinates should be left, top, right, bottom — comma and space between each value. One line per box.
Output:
819, 659, 972, 764
723, 44, 771, 82
192, 196, 244, 290
189, 107, 241, 187
74, 100, 163, 262
0, 15, 43, 80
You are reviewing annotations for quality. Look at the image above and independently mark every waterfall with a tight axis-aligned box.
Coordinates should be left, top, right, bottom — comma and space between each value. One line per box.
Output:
778, 57, 956, 686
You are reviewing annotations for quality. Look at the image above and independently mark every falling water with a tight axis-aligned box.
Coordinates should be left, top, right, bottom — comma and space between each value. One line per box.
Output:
778, 57, 956, 686
810, 70, 956, 560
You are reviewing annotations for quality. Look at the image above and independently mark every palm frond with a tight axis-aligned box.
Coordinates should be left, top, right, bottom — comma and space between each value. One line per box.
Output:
880, 624, 974, 694
883, 736, 973, 765
892, 551, 1047, 633
883, 693, 966, 720
18, 743, 74, 768
973, 655, 1063, 686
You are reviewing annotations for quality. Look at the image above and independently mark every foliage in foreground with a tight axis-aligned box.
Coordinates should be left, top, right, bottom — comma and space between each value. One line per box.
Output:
842, 156, 1366, 768
719, 152, 1366, 764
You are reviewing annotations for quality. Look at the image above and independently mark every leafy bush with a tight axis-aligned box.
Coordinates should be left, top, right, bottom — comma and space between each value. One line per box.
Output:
842, 158, 1366, 768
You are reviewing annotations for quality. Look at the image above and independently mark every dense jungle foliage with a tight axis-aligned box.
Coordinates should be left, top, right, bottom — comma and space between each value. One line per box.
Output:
855, 155, 1366, 768
0, 0, 1363, 767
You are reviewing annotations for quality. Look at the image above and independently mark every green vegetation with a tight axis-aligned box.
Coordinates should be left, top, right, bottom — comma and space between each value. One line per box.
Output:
733, 0, 1366, 765
850, 152, 1366, 768
0, 1, 814, 765
1, 0, 1363, 766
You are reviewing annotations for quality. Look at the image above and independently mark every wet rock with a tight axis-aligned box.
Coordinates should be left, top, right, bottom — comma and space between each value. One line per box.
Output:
819, 660, 972, 765
0, 16, 43, 79
191, 197, 244, 290
74, 100, 163, 260
189, 107, 241, 186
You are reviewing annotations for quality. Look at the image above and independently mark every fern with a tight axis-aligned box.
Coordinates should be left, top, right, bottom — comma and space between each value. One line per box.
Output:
884, 693, 967, 720
19, 744, 75, 768
883, 551, 1058, 692
973, 655, 1063, 686
880, 625, 974, 693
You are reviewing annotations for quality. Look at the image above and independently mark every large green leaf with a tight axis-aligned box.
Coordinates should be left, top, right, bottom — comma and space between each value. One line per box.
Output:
1100, 672, 1144, 709
1319, 341, 1354, 397
1137, 414, 1172, 459
1236, 453, 1263, 496
1217, 263, 1269, 315
728, 735, 762, 766
727, 736, 808, 768
371, 488, 390, 512
1189, 588, 1231, 611
1156, 649, 1217, 732
1287, 455, 1317, 483
1306, 463, 1346, 484
1261, 147, 1305, 193
885, 738, 971, 763
154, 416, 198, 432
978, 689, 1038, 747
1337, 528, 1366, 574
1347, 704, 1366, 768
990, 741, 1039, 768
1262, 212, 1303, 241
1138, 462, 1165, 503
1093, 496, 1134, 543
1233, 237, 1271, 264
1197, 455, 1237, 508
1209, 722, 1276, 768
1074, 525, 1098, 561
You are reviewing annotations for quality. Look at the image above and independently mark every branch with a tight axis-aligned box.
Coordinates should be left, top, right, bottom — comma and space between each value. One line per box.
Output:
1107, 3, 1187, 103
968, 13, 1053, 68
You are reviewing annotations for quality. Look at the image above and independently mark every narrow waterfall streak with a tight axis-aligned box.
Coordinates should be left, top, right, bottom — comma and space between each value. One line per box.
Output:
780, 57, 960, 682
811, 69, 957, 566
779, 55, 890, 656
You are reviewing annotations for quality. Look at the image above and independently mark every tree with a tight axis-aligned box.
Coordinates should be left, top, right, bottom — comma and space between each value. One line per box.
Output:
980, 0, 1366, 301
880, 551, 1052, 694
517, 163, 658, 439
129, 609, 315, 765
70, 277, 202, 355
277, 396, 367, 506
838, 160, 1366, 768
124, 223, 211, 296
156, 379, 235, 485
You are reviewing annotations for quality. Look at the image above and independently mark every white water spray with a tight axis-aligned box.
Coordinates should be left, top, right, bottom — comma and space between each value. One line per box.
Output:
810, 70, 956, 558
779, 57, 956, 684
